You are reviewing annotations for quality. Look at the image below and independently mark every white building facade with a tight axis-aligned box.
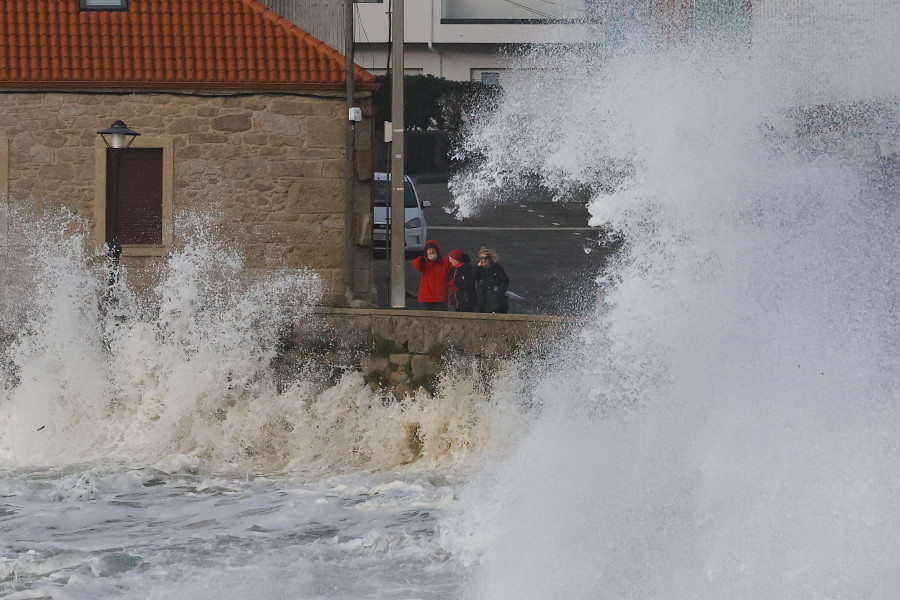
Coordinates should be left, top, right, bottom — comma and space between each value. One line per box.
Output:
353, 0, 596, 83
351, 0, 756, 83
262, 0, 896, 104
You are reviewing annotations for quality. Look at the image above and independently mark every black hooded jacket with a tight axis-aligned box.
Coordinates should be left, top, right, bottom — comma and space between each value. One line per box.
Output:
476, 262, 509, 313
447, 253, 477, 311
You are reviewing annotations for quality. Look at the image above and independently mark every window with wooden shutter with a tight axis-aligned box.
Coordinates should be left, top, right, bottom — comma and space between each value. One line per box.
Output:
105, 148, 163, 245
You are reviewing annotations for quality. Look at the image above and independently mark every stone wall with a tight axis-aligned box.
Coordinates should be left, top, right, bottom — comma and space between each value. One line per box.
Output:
0, 90, 375, 306
291, 307, 575, 398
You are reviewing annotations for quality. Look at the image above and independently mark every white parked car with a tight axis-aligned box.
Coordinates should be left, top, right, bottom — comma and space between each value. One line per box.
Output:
372, 172, 430, 252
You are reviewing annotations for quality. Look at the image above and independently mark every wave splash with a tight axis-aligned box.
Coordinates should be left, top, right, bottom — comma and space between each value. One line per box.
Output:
0, 212, 519, 474
441, 15, 900, 600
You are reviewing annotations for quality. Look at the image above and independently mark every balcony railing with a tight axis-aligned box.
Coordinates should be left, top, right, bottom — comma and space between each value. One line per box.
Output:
441, 0, 590, 23
440, 0, 747, 31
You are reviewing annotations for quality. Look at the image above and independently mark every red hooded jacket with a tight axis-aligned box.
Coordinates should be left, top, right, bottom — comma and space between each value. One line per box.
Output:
412, 240, 451, 303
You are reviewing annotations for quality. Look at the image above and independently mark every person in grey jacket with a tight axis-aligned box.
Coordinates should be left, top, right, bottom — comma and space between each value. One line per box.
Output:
475, 247, 509, 313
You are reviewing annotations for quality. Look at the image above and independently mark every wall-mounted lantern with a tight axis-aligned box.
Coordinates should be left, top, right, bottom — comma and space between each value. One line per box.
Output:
97, 120, 140, 150
97, 120, 140, 275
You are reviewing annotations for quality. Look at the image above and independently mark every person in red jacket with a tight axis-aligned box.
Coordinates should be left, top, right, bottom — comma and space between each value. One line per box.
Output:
412, 240, 451, 310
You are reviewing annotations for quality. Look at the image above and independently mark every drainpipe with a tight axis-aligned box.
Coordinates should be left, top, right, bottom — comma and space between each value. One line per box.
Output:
344, 0, 357, 306
427, 0, 442, 77
428, 0, 434, 51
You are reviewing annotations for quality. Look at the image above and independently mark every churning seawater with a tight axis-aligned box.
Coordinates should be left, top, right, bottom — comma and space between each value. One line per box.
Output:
0, 210, 539, 598
4, 3, 900, 599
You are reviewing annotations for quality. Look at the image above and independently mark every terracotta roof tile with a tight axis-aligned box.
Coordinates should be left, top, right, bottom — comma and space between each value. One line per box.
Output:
0, 0, 376, 91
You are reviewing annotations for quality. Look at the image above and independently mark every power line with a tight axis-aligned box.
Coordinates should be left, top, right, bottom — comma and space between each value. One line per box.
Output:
386, 0, 392, 72
497, 0, 554, 19
497, 0, 589, 19
528, 0, 587, 15
353, 3, 375, 71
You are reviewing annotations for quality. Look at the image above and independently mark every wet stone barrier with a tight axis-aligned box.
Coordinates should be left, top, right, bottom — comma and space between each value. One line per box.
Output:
282, 307, 575, 399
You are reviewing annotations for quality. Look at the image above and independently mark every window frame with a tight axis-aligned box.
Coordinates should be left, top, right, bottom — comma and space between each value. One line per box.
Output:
471, 68, 508, 86
93, 136, 173, 257
80, 0, 129, 11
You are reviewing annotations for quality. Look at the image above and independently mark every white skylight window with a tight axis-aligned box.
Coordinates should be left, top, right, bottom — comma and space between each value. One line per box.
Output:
80, 0, 128, 11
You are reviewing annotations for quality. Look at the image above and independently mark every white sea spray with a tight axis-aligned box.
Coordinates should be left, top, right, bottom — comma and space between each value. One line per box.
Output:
441, 5, 900, 599
0, 211, 527, 475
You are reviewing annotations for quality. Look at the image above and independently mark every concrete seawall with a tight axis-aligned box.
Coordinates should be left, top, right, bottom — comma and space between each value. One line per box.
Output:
288, 307, 576, 398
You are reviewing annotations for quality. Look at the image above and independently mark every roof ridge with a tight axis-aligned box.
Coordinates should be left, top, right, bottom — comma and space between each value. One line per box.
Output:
0, 0, 378, 91
230, 0, 378, 87
240, 0, 374, 84
240, 0, 340, 58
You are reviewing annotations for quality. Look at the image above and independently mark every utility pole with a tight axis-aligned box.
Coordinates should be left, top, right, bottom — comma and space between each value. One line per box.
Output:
389, 0, 405, 308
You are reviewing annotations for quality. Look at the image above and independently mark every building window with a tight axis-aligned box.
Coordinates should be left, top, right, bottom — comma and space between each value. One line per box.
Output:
106, 148, 163, 245
481, 72, 501, 86
472, 69, 507, 86
80, 0, 128, 11
94, 137, 173, 256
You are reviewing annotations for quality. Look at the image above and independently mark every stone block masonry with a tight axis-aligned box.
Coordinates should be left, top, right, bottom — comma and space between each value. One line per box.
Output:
0, 90, 375, 307
288, 308, 575, 400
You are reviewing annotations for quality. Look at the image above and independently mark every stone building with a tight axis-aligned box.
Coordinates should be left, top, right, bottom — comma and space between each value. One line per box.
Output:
0, 0, 378, 306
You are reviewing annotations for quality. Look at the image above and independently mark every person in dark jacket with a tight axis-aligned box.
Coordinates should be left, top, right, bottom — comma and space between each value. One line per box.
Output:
412, 240, 451, 310
475, 247, 509, 313
447, 249, 478, 312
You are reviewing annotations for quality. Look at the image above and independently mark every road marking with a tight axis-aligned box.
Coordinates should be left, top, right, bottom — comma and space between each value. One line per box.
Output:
429, 226, 597, 231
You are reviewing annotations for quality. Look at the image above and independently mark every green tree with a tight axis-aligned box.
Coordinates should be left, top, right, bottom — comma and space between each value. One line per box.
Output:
372, 74, 499, 133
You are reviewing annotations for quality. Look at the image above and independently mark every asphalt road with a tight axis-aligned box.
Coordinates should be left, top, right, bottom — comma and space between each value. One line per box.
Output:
373, 179, 619, 314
